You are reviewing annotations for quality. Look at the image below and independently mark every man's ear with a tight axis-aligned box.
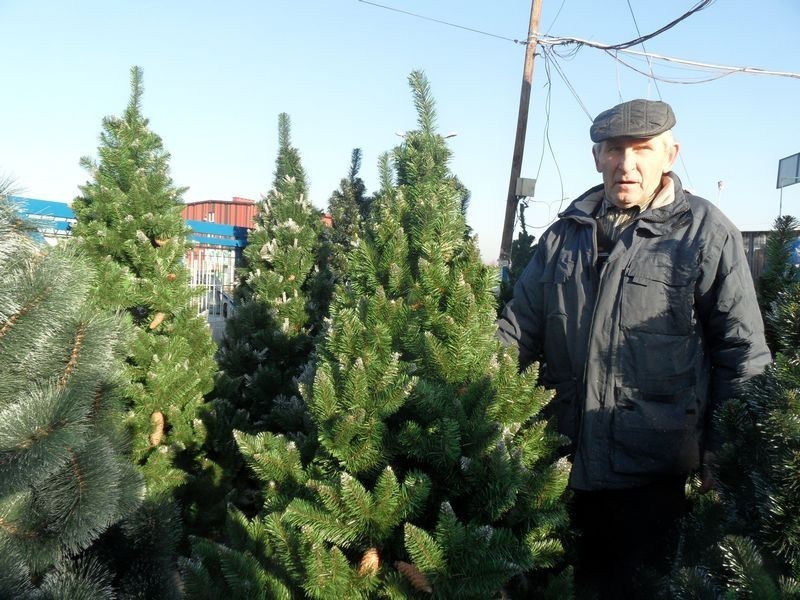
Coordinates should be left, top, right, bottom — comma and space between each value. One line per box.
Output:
592, 143, 602, 173
663, 142, 680, 173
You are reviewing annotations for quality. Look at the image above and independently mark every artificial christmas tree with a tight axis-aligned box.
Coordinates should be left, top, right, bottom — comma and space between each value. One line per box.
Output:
197, 113, 332, 536
70, 66, 217, 597
218, 111, 330, 433
185, 71, 569, 599
498, 200, 537, 313
327, 148, 370, 282
669, 219, 800, 599
72, 65, 216, 494
759, 215, 800, 351
0, 195, 143, 598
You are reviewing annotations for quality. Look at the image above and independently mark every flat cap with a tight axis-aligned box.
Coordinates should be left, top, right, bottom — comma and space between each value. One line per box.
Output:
590, 99, 676, 143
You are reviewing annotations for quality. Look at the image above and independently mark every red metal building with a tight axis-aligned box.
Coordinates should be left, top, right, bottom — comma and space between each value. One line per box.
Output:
181, 196, 258, 228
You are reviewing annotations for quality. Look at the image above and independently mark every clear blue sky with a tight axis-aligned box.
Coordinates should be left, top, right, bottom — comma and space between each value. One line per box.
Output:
2, 0, 798, 262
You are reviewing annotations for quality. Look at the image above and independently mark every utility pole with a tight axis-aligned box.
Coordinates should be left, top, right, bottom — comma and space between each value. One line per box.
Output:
498, 0, 543, 266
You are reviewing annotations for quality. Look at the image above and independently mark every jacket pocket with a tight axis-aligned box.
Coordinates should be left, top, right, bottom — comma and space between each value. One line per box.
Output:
543, 379, 580, 443
620, 262, 694, 335
611, 381, 701, 475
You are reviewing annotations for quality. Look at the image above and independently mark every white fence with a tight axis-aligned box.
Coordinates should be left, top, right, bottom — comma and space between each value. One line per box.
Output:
186, 247, 238, 341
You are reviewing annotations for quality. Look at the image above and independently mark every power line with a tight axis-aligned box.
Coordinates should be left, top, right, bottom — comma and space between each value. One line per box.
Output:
619, 47, 800, 79
543, 0, 568, 35
542, 37, 800, 80
624, 0, 663, 99
357, 0, 527, 45
614, 50, 623, 103
544, 48, 593, 120
604, 50, 736, 84
358, 0, 800, 81
530, 56, 567, 229
592, 0, 715, 50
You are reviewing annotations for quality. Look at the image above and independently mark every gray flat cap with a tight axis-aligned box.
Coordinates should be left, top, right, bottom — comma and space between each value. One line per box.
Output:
590, 99, 676, 143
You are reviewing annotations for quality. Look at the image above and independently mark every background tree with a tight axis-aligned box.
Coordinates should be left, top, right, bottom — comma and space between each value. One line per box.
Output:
669, 219, 800, 599
327, 148, 369, 281
0, 194, 143, 599
758, 215, 800, 351
498, 200, 538, 313
198, 113, 332, 535
185, 70, 570, 600
70, 66, 217, 596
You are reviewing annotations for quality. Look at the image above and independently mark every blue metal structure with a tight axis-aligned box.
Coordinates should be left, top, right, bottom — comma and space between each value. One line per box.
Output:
10, 196, 250, 341
11, 196, 249, 249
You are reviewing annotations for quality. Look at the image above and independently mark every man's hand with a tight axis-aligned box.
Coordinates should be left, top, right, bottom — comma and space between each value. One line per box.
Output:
699, 451, 717, 494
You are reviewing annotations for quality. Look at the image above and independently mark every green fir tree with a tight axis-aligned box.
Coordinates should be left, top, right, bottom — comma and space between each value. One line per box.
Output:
759, 215, 800, 351
184, 71, 569, 600
498, 200, 537, 313
198, 113, 332, 534
669, 220, 800, 599
0, 194, 144, 599
327, 148, 369, 281
70, 66, 217, 597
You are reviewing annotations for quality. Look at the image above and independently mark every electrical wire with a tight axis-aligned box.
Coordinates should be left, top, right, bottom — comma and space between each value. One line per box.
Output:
534, 57, 554, 184
614, 50, 624, 103
528, 54, 567, 229
357, 0, 527, 45
588, 0, 715, 50
624, 0, 663, 99
544, 48, 593, 120
357, 0, 800, 81
513, 61, 553, 234
543, 0, 568, 36
541, 37, 800, 80
603, 50, 736, 84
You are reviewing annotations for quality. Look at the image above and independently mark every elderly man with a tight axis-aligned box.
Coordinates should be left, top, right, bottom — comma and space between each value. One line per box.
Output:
498, 99, 770, 597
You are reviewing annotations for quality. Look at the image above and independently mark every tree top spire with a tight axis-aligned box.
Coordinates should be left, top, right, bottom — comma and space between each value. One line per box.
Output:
127, 65, 144, 118
408, 70, 436, 136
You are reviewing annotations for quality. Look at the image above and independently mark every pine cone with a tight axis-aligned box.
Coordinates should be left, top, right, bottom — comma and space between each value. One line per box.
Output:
359, 548, 380, 576
149, 312, 166, 329
166, 273, 177, 281
149, 411, 165, 446
395, 561, 432, 594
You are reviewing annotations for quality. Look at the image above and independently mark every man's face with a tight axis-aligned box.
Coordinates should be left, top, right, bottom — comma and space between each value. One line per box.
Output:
592, 134, 679, 209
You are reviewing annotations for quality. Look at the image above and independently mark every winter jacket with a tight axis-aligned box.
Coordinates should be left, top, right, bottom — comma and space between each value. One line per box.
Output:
497, 173, 771, 490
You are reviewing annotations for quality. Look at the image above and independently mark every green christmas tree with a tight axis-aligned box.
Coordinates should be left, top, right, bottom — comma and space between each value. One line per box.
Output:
184, 71, 569, 599
498, 200, 537, 313
198, 113, 332, 533
70, 66, 217, 597
759, 215, 800, 351
221, 111, 329, 431
0, 194, 144, 598
669, 220, 800, 599
327, 148, 370, 281
72, 65, 216, 496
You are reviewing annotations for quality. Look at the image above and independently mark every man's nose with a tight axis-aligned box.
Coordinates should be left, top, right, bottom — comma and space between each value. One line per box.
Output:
620, 148, 636, 171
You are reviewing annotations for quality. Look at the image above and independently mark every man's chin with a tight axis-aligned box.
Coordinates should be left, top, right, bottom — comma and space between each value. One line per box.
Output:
608, 196, 643, 209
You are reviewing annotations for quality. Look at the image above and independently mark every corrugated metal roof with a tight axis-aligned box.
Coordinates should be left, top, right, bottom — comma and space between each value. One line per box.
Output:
10, 196, 76, 220
10, 196, 250, 248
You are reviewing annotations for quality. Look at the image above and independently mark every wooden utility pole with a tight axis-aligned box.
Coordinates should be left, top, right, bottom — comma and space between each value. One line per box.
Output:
498, 0, 543, 265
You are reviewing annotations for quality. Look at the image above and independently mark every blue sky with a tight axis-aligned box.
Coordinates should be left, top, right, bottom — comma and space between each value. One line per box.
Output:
1, 0, 798, 262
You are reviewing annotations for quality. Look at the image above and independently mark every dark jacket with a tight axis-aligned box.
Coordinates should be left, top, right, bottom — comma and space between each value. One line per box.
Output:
497, 173, 771, 490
